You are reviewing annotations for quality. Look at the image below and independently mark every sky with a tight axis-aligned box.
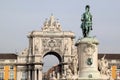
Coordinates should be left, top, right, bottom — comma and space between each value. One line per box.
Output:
0, 0, 120, 72
0, 0, 120, 53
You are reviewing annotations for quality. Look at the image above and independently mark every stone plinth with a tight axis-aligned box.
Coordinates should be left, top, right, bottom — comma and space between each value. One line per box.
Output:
76, 37, 101, 79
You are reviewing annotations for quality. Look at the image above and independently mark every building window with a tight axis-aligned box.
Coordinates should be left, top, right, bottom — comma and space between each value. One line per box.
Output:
118, 65, 120, 69
9, 71, 14, 80
21, 71, 27, 80
0, 66, 4, 70
10, 66, 14, 70
0, 71, 4, 80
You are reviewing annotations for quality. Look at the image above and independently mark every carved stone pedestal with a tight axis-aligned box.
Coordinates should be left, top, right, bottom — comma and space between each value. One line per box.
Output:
76, 37, 101, 79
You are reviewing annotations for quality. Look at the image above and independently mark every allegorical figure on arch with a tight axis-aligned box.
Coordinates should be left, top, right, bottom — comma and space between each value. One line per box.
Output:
81, 5, 92, 37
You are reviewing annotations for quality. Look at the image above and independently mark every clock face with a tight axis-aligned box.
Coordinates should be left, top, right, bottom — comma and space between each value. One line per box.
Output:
87, 58, 93, 65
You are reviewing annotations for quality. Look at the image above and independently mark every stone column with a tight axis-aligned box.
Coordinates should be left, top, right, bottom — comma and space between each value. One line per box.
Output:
76, 37, 101, 79
27, 65, 31, 80
27, 69, 30, 80
32, 69, 37, 80
38, 69, 42, 80
35, 70, 37, 80
17, 71, 21, 80
57, 72, 60, 79
17, 67, 22, 80
34, 64, 43, 80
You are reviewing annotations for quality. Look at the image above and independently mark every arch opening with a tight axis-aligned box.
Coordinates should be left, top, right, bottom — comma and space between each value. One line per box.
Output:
42, 52, 62, 80
43, 51, 62, 62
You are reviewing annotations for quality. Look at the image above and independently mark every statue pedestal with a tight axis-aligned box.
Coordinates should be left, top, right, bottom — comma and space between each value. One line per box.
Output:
76, 37, 101, 79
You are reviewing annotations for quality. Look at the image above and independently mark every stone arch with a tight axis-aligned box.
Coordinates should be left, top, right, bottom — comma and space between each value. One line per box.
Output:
22, 15, 76, 80
42, 51, 62, 79
43, 51, 62, 62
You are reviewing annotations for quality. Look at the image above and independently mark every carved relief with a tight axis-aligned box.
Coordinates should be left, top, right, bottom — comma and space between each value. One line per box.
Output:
34, 38, 40, 54
41, 15, 62, 32
48, 39, 56, 48
64, 42, 69, 55
42, 39, 48, 47
55, 39, 62, 47
83, 43, 96, 56
42, 38, 62, 53
82, 43, 96, 66
64, 46, 68, 55
21, 48, 28, 55
69, 55, 78, 75
98, 55, 110, 75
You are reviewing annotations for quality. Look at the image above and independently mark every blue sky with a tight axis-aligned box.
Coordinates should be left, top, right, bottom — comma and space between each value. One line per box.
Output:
0, 0, 120, 54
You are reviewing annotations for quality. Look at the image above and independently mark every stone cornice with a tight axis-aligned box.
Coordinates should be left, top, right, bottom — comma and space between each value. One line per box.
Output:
75, 37, 99, 46
27, 31, 75, 39
16, 62, 43, 66
0, 63, 16, 65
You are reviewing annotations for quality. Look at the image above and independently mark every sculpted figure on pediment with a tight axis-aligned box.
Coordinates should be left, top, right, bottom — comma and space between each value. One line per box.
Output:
42, 15, 62, 32
21, 48, 28, 55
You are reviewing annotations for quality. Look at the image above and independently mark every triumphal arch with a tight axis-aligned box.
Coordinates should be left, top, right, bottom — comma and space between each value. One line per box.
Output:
17, 15, 78, 80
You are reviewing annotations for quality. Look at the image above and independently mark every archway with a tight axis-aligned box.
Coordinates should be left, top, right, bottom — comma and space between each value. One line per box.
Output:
43, 52, 62, 62
42, 52, 62, 80
16, 15, 76, 80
